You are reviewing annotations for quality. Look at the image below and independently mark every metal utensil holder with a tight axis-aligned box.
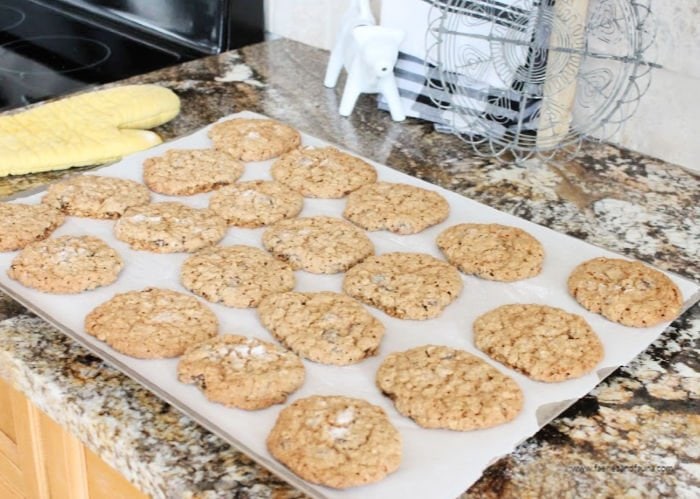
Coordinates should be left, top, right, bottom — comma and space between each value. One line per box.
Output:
425, 0, 657, 162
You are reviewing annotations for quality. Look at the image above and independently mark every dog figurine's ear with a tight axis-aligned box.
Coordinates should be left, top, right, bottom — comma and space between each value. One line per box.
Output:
352, 26, 404, 79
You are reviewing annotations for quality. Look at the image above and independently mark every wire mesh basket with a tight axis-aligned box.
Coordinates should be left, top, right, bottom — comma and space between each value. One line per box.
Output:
424, 0, 657, 161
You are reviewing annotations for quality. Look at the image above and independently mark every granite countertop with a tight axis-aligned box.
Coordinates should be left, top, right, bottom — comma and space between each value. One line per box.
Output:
1, 39, 698, 498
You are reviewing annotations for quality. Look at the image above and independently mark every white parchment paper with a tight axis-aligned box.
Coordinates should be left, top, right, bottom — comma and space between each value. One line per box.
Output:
1, 111, 697, 499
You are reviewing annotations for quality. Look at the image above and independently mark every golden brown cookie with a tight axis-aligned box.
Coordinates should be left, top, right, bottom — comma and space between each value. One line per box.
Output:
376, 345, 523, 431
208, 180, 303, 227
0, 203, 65, 251
7, 235, 122, 293
343, 182, 449, 234
267, 395, 402, 488
208, 118, 301, 161
262, 216, 374, 274
343, 252, 463, 320
42, 175, 150, 219
143, 149, 244, 195
473, 304, 604, 382
437, 223, 544, 281
85, 288, 218, 358
181, 245, 295, 308
271, 146, 377, 198
114, 202, 226, 253
567, 257, 683, 327
178, 335, 305, 410
258, 291, 384, 365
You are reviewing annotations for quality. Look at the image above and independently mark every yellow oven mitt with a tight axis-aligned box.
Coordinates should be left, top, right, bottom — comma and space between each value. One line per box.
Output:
0, 84, 180, 177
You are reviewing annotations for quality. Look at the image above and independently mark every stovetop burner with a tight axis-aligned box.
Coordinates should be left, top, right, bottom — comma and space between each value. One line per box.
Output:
0, 5, 25, 32
0, 36, 111, 75
0, 0, 202, 111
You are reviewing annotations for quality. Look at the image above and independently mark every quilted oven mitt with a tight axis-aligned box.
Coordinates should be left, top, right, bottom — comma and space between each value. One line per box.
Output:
0, 84, 180, 176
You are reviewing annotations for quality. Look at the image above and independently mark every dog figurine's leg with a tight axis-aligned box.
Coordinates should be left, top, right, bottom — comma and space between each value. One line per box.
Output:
339, 63, 364, 116
324, 36, 346, 88
379, 74, 406, 121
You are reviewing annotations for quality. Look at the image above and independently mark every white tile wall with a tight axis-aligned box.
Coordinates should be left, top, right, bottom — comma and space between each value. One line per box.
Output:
264, 0, 699, 171
264, 0, 381, 50
602, 0, 700, 172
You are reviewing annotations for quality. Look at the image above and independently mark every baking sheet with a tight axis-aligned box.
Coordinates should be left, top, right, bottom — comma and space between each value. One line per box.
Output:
1, 111, 698, 499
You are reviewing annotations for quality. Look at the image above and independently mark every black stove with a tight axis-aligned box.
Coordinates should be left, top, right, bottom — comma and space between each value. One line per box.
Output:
0, 0, 264, 111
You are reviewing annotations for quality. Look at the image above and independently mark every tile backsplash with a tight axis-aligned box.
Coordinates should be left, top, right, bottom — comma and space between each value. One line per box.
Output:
264, 0, 381, 51
264, 0, 699, 173
601, 0, 699, 172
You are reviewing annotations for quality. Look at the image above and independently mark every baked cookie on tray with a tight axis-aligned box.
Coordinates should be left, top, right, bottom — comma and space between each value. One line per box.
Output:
42, 175, 150, 219
376, 345, 523, 431
85, 287, 218, 358
271, 146, 377, 198
143, 149, 244, 195
181, 245, 295, 308
208, 180, 303, 227
437, 223, 544, 281
178, 335, 304, 410
473, 304, 604, 382
7, 235, 122, 293
267, 395, 402, 489
0, 203, 65, 251
343, 252, 462, 320
262, 216, 373, 274
258, 291, 384, 365
567, 257, 683, 327
208, 118, 301, 161
343, 181, 449, 234
114, 202, 226, 253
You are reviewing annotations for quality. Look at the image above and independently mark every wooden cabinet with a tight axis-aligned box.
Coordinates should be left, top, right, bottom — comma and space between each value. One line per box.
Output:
0, 377, 147, 499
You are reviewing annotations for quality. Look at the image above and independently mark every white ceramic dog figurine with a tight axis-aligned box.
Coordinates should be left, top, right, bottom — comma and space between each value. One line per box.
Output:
324, 0, 406, 121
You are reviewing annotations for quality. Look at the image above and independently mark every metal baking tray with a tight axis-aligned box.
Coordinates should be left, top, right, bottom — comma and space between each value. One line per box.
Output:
1, 111, 698, 499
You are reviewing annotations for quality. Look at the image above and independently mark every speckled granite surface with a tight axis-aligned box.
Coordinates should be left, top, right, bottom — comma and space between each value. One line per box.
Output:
0, 39, 698, 498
